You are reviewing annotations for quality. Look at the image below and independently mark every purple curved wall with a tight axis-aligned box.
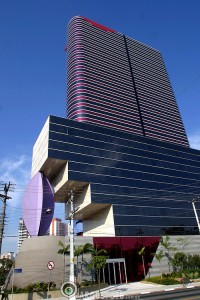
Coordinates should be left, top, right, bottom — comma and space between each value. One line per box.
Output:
22, 172, 54, 236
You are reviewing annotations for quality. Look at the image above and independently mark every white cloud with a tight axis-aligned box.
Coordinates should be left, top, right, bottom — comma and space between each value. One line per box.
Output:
188, 132, 200, 150
0, 155, 30, 183
0, 155, 31, 205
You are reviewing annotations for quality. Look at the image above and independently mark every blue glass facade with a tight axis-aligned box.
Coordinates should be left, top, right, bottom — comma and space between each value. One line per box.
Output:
47, 115, 200, 236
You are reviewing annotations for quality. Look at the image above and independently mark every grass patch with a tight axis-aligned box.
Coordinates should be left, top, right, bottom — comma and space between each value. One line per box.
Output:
145, 276, 180, 285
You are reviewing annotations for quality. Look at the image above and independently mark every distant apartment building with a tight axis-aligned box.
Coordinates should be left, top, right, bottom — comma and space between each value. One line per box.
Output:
18, 217, 69, 252
1, 251, 15, 260
17, 218, 30, 253
47, 218, 69, 236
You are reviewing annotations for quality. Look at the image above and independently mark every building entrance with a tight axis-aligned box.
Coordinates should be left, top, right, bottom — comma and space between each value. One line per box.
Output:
104, 258, 127, 285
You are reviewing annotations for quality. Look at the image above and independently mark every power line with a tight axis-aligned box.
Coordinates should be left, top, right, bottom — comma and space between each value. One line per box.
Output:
0, 182, 14, 256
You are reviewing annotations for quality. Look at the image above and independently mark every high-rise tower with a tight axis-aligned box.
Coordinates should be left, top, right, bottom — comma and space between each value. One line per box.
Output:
20, 16, 200, 284
31, 16, 200, 238
67, 16, 189, 147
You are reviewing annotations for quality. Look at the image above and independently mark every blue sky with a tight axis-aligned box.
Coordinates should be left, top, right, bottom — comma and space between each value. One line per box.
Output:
0, 0, 200, 253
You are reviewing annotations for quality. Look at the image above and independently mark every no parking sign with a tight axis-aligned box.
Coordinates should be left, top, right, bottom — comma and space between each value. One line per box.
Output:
47, 261, 55, 270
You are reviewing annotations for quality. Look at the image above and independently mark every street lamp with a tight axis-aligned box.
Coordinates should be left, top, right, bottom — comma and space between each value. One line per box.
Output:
191, 198, 200, 233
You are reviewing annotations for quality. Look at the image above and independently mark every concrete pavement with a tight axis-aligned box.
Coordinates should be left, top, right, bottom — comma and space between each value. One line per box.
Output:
77, 280, 200, 299
46, 280, 200, 300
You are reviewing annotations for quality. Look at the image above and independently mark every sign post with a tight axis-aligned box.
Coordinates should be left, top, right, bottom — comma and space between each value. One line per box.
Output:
11, 268, 22, 300
47, 261, 55, 297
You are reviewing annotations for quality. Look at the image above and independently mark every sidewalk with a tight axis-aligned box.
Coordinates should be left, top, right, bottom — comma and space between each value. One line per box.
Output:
48, 280, 200, 300
77, 280, 200, 299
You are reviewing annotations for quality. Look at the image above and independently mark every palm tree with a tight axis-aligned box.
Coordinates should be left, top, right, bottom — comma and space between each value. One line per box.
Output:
79, 243, 94, 284
85, 244, 108, 296
74, 245, 83, 285
57, 241, 70, 283
138, 246, 146, 278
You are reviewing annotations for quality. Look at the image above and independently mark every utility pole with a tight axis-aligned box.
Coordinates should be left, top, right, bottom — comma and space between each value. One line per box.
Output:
0, 182, 12, 256
63, 189, 79, 300
191, 198, 200, 233
68, 190, 75, 284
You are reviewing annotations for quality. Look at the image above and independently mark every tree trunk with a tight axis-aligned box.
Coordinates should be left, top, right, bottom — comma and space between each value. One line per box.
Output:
159, 262, 162, 278
76, 256, 79, 284
63, 254, 65, 283
80, 253, 83, 285
142, 256, 146, 278
98, 269, 101, 297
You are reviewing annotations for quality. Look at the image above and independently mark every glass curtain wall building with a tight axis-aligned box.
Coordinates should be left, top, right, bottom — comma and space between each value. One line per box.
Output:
28, 16, 200, 282
32, 115, 200, 237
31, 16, 200, 238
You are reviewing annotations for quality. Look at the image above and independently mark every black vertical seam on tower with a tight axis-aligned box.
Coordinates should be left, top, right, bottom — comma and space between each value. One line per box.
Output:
123, 35, 145, 136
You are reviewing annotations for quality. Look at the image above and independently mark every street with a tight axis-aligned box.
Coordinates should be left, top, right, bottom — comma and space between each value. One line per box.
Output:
123, 286, 200, 300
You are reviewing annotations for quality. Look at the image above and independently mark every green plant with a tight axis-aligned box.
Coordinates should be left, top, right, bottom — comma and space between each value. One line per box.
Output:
14, 287, 25, 294
81, 280, 93, 287
85, 245, 108, 297
160, 236, 177, 273
172, 252, 187, 272
74, 242, 94, 286
0, 258, 13, 285
189, 272, 194, 279
26, 283, 34, 292
162, 273, 171, 278
74, 245, 83, 285
176, 237, 189, 251
152, 250, 165, 278
187, 254, 200, 270
138, 246, 146, 278
86, 256, 107, 296
7, 282, 57, 294
145, 276, 179, 285
57, 241, 70, 282
23, 281, 54, 292
79, 243, 94, 285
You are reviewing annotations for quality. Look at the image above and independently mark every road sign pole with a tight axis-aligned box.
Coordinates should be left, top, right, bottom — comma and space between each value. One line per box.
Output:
11, 268, 14, 300
48, 269, 51, 295
47, 260, 55, 297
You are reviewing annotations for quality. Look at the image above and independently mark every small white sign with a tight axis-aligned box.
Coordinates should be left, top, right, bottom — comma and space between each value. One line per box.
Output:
47, 261, 55, 270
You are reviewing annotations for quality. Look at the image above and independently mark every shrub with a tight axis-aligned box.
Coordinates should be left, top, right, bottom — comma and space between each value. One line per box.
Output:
145, 276, 180, 285
26, 283, 34, 292
162, 273, 171, 278
189, 273, 194, 279
172, 252, 187, 272
81, 280, 95, 287
8, 281, 56, 294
